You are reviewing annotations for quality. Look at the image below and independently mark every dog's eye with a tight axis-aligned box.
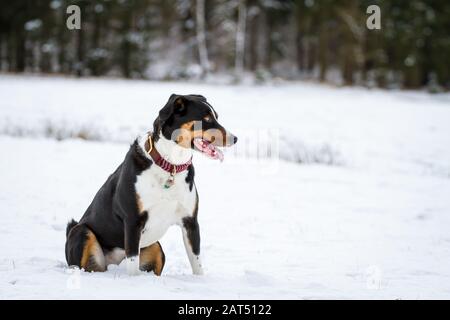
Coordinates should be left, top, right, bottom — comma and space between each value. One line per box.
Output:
203, 115, 213, 123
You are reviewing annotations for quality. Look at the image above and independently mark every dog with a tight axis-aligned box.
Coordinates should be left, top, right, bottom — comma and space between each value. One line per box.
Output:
65, 94, 237, 276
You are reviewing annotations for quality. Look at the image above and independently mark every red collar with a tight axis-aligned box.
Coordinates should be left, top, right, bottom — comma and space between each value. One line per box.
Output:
145, 135, 192, 174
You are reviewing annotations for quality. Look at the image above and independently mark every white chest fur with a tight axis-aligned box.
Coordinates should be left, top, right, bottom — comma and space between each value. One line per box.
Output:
135, 158, 196, 249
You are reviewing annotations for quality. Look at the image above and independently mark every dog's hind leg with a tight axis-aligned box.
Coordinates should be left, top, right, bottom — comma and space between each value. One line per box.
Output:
139, 242, 165, 276
65, 223, 106, 272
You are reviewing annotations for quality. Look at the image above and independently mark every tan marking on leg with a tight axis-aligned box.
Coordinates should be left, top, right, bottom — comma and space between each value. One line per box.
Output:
80, 230, 105, 272
139, 242, 165, 276
136, 193, 144, 214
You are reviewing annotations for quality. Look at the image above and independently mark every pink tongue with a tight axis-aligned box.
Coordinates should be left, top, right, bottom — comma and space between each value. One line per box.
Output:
194, 139, 224, 162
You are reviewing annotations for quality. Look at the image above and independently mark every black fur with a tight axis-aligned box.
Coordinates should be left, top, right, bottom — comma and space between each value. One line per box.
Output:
182, 216, 201, 255
182, 195, 200, 255
65, 224, 88, 267
65, 94, 237, 273
65, 139, 151, 266
153, 94, 231, 144
132, 139, 153, 170
65, 224, 106, 271
185, 164, 195, 192
66, 219, 78, 238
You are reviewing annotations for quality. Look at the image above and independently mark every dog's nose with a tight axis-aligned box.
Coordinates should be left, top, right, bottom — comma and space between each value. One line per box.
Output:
233, 136, 238, 144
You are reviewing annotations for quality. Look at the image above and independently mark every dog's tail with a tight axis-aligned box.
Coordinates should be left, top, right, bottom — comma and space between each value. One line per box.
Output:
66, 219, 78, 238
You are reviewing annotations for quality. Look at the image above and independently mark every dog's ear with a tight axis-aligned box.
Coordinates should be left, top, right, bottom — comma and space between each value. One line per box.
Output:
190, 94, 207, 102
154, 94, 186, 135
159, 94, 186, 122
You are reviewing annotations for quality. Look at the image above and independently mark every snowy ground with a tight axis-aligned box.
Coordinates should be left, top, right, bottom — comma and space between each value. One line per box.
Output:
0, 75, 450, 299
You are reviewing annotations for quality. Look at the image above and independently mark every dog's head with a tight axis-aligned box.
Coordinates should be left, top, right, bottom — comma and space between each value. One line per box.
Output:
153, 94, 238, 161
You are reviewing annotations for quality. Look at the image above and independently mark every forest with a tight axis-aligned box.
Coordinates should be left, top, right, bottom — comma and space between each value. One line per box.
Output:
0, 0, 449, 90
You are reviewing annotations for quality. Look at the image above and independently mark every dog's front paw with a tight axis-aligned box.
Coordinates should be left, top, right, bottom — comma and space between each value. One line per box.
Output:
126, 256, 140, 276
193, 267, 204, 275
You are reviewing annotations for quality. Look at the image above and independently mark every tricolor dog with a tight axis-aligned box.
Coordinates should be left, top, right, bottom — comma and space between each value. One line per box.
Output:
65, 94, 237, 276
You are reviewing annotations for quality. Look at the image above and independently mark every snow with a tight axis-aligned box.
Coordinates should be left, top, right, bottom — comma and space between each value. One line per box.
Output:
1, 75, 450, 299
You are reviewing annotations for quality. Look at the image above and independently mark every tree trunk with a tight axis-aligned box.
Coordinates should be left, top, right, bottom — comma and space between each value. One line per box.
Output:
318, 24, 328, 82
264, 9, 273, 70
248, 9, 259, 71
296, 33, 305, 72
342, 45, 354, 85
91, 8, 102, 76
121, 5, 133, 79
0, 33, 3, 71
57, 7, 67, 74
234, 0, 247, 76
76, 28, 84, 77
15, 28, 26, 72
73, 0, 87, 76
293, 4, 304, 73
196, 0, 210, 76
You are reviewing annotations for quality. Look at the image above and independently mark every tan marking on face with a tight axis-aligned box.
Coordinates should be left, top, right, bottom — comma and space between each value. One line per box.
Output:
202, 128, 227, 147
191, 129, 204, 139
180, 121, 195, 131
80, 230, 105, 272
175, 121, 195, 148
139, 242, 165, 276
176, 121, 208, 148
176, 120, 232, 148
